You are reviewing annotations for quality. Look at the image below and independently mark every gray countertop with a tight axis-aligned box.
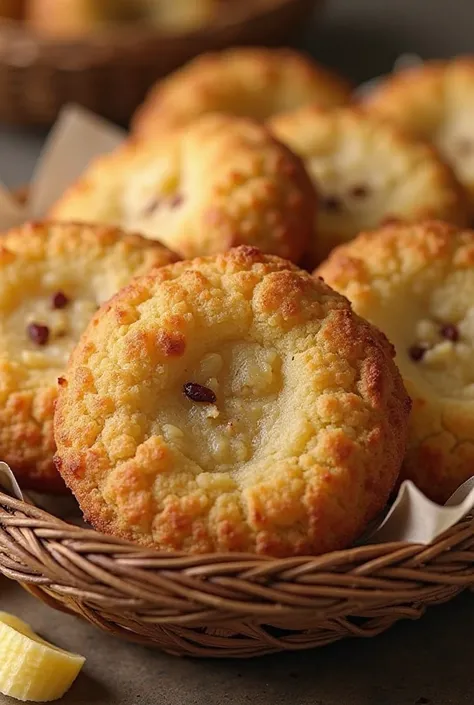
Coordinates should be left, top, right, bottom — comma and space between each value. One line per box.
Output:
1, 1, 473, 703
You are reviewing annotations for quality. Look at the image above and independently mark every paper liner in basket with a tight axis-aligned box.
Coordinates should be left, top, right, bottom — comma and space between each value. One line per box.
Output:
0, 104, 126, 224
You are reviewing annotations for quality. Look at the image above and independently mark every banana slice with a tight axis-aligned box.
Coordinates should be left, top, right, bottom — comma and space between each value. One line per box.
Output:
0, 611, 85, 702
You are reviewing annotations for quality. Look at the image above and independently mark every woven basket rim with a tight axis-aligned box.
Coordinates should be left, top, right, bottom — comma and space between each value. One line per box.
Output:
0, 484, 472, 657
0, 0, 317, 49
0, 488, 472, 565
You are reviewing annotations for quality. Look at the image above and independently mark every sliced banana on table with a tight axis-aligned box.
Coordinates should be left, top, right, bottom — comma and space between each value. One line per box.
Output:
0, 611, 85, 702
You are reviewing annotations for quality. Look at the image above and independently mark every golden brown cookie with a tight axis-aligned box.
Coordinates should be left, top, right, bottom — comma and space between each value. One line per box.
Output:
366, 58, 474, 215
54, 246, 410, 556
50, 114, 317, 263
26, 0, 216, 36
0, 221, 177, 493
132, 47, 352, 137
270, 106, 470, 266
317, 220, 474, 503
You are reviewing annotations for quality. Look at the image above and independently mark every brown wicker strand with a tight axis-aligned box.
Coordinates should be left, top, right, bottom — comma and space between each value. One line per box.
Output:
0, 490, 472, 657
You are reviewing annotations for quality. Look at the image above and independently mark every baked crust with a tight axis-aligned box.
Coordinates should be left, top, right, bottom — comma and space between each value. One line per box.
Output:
270, 106, 470, 265
50, 113, 317, 263
317, 220, 474, 502
54, 246, 410, 555
366, 58, 474, 213
0, 221, 177, 492
132, 47, 352, 136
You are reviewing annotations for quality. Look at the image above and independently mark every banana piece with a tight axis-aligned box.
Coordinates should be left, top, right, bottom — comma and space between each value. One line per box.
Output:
0, 611, 85, 702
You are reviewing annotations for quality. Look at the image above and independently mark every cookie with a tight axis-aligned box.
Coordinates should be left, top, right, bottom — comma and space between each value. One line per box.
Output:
269, 106, 470, 265
132, 47, 352, 137
50, 114, 317, 263
366, 58, 474, 215
317, 220, 474, 503
54, 246, 410, 556
0, 221, 178, 493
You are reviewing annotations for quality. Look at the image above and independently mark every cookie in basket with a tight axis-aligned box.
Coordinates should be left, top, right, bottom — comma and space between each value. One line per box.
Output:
0, 221, 178, 493
54, 246, 411, 557
365, 58, 474, 214
132, 47, 352, 137
269, 106, 470, 266
49, 113, 317, 263
317, 220, 474, 503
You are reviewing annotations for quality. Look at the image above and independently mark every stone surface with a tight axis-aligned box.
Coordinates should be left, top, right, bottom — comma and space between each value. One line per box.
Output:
1, 578, 473, 705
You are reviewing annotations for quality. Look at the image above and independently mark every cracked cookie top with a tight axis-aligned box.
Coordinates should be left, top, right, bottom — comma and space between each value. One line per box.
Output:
132, 47, 352, 136
50, 113, 317, 263
366, 58, 474, 214
317, 220, 474, 502
54, 246, 410, 556
270, 106, 469, 265
0, 221, 177, 492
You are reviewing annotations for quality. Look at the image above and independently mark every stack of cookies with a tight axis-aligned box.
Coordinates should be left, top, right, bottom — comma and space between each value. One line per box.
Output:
2, 48, 474, 557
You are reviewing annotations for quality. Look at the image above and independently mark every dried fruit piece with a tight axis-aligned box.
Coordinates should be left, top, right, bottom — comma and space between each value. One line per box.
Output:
350, 185, 369, 199
408, 344, 429, 362
51, 292, 69, 309
321, 195, 343, 212
183, 382, 217, 403
440, 323, 459, 342
0, 611, 85, 702
169, 193, 184, 208
27, 323, 50, 346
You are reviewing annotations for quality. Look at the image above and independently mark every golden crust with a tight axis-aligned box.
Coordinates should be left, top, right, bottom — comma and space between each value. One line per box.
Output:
132, 47, 352, 137
50, 113, 317, 263
317, 220, 474, 502
269, 106, 470, 266
54, 245, 410, 556
0, 221, 178, 493
366, 58, 474, 213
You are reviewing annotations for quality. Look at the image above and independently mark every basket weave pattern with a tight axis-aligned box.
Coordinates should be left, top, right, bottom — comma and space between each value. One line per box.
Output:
0, 0, 318, 126
0, 492, 472, 657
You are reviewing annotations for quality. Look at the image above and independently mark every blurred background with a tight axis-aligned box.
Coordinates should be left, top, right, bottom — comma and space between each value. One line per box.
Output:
0, 0, 471, 188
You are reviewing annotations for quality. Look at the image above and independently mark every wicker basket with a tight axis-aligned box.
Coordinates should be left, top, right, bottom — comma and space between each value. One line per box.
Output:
0, 0, 320, 126
0, 490, 472, 658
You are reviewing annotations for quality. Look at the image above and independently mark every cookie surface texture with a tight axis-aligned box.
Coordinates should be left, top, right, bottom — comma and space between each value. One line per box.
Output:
132, 47, 352, 136
366, 58, 474, 215
317, 220, 474, 502
55, 246, 410, 556
50, 114, 317, 263
270, 106, 469, 265
0, 221, 177, 492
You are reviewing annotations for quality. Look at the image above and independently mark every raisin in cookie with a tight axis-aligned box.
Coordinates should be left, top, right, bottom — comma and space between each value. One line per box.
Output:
50, 114, 316, 263
132, 47, 352, 137
269, 107, 469, 266
366, 58, 474, 215
54, 246, 410, 556
317, 220, 474, 503
0, 222, 177, 493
